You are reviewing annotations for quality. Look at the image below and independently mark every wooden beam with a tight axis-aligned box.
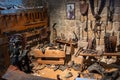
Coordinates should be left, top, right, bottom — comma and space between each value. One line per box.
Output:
80, 52, 120, 57
37, 59, 64, 64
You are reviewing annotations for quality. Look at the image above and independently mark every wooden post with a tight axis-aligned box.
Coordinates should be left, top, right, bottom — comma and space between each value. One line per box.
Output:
0, 36, 10, 77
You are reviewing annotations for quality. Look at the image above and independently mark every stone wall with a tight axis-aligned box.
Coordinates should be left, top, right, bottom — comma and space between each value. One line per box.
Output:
47, 0, 120, 51
0, 0, 120, 51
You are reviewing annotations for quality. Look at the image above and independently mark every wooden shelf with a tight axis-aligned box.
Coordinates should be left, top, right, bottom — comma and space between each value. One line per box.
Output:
0, 6, 50, 50
2, 21, 48, 33
79, 52, 120, 57
24, 30, 40, 38
24, 18, 48, 26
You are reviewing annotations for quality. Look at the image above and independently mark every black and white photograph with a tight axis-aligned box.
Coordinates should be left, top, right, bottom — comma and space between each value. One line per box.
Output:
66, 3, 75, 20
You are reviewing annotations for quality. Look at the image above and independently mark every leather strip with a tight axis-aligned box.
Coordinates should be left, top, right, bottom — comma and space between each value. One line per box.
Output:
89, 0, 106, 17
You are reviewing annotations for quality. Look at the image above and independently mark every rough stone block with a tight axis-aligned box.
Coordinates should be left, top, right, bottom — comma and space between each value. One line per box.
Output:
96, 38, 104, 45
113, 14, 120, 22
114, 7, 120, 14
113, 22, 120, 31
101, 15, 107, 21
106, 22, 114, 31
88, 14, 95, 21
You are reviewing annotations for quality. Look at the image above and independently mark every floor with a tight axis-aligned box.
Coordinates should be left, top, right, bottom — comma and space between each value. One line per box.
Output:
29, 46, 119, 80
31, 55, 102, 80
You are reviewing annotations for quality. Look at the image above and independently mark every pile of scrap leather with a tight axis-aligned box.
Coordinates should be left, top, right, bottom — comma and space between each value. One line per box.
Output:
2, 65, 53, 80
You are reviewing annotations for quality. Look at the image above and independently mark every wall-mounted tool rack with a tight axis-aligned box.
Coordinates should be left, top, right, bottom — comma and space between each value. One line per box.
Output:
0, 6, 50, 49
0, 6, 48, 33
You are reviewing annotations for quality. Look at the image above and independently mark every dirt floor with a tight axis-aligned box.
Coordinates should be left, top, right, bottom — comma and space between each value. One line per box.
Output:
29, 46, 120, 80
32, 67, 102, 80
31, 55, 102, 80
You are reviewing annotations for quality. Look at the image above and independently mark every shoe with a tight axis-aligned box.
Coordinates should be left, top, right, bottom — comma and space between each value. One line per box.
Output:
72, 63, 81, 71
64, 72, 73, 78
53, 65, 59, 71
59, 65, 66, 71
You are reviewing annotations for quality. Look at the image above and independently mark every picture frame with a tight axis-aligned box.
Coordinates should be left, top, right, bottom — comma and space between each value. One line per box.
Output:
66, 3, 75, 20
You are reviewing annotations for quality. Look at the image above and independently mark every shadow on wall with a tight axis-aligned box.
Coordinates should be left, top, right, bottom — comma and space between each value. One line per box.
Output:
117, 45, 120, 52
46, 0, 64, 13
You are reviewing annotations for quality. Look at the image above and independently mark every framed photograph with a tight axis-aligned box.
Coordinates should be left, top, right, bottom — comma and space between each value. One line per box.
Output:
66, 3, 75, 20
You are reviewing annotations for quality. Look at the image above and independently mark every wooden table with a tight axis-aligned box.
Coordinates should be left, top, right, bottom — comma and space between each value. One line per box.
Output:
80, 52, 120, 57
55, 39, 77, 47
55, 39, 78, 55
79, 52, 120, 72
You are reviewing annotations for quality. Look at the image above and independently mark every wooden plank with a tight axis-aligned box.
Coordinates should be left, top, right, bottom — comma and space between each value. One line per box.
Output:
37, 59, 64, 64
24, 19, 48, 26
24, 30, 40, 38
55, 39, 77, 46
80, 52, 120, 57
1, 20, 48, 33
33, 49, 65, 58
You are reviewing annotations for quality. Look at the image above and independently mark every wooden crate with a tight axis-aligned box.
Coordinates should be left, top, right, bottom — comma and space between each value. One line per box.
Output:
33, 48, 65, 64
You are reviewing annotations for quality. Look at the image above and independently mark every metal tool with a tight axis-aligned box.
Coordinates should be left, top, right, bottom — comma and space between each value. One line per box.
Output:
73, 31, 78, 42
52, 23, 57, 45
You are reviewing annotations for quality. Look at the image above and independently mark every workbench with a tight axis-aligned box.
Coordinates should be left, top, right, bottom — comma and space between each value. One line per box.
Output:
55, 39, 78, 55
79, 52, 120, 72
80, 52, 120, 57
55, 39, 77, 47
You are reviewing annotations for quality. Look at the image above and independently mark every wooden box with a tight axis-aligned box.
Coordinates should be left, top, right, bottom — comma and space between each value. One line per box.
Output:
33, 48, 65, 64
